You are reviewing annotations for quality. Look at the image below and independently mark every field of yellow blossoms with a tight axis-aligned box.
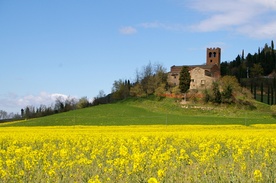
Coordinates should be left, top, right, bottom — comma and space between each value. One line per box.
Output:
0, 125, 275, 182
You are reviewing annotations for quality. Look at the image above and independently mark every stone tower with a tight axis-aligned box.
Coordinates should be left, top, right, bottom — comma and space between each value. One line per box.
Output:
206, 47, 221, 67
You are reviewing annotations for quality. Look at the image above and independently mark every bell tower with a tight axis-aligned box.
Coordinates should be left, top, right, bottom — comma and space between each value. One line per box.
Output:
206, 47, 221, 67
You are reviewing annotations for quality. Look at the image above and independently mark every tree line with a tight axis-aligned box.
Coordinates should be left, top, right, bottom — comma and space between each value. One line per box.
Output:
220, 40, 276, 105
221, 40, 276, 80
0, 96, 101, 121
21, 96, 92, 119
0, 110, 21, 121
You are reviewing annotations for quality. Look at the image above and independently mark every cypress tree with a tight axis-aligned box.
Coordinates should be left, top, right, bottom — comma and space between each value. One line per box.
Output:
261, 82, 264, 102
274, 77, 276, 104
272, 40, 275, 70
179, 66, 191, 94
267, 85, 270, 105
254, 83, 257, 99
271, 85, 274, 105
212, 81, 221, 104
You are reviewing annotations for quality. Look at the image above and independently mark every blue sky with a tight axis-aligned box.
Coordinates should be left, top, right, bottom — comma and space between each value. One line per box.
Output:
1, 0, 276, 113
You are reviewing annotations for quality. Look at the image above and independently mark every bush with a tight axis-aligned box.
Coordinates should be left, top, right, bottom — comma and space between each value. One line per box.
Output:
212, 81, 221, 104
203, 89, 211, 103
203, 76, 254, 106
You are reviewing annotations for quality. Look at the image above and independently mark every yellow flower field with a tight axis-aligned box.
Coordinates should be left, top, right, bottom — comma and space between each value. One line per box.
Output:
0, 125, 275, 182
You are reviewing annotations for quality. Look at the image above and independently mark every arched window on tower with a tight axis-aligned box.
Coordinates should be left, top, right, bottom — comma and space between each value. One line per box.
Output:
209, 52, 212, 58
213, 52, 216, 57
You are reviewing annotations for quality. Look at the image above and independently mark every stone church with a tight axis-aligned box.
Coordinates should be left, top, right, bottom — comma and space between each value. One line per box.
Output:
167, 47, 221, 90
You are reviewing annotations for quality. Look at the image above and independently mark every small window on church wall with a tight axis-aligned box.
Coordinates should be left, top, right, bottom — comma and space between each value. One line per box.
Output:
201, 80, 205, 85
209, 52, 212, 58
210, 60, 213, 63
191, 79, 194, 82
213, 52, 216, 57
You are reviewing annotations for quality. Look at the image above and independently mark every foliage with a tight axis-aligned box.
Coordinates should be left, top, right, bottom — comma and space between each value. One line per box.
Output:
179, 66, 191, 94
0, 110, 9, 120
171, 86, 181, 95
202, 81, 222, 104
76, 97, 90, 109
203, 89, 211, 104
154, 83, 166, 97
0, 110, 21, 120
189, 89, 199, 103
129, 62, 168, 97
251, 63, 264, 78
221, 85, 233, 103
112, 79, 131, 100
220, 76, 239, 103
221, 41, 276, 80
212, 81, 222, 104
19, 96, 92, 120
0, 125, 276, 182
130, 83, 146, 97
220, 75, 240, 91
203, 76, 254, 107
92, 93, 111, 106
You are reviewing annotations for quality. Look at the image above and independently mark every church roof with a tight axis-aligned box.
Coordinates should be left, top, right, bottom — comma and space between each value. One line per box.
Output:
170, 64, 218, 72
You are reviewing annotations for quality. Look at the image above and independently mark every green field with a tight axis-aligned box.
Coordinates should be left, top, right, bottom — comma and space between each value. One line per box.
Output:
1, 97, 276, 127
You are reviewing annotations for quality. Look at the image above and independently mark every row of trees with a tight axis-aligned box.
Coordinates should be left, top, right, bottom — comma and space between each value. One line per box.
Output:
1, 92, 109, 120
0, 97, 86, 120
0, 110, 21, 120
221, 40, 276, 80
21, 96, 91, 119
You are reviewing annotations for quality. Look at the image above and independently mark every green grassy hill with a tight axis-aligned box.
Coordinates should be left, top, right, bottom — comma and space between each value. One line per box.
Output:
2, 97, 276, 127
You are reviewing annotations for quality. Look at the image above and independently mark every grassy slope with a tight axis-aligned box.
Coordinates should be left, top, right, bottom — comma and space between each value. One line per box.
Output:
2, 97, 276, 127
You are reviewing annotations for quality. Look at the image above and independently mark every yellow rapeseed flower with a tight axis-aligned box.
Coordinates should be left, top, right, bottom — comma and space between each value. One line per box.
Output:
253, 169, 263, 182
0, 125, 275, 182
148, 177, 158, 183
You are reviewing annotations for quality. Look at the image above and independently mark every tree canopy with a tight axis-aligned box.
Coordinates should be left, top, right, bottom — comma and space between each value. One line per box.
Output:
221, 40, 276, 80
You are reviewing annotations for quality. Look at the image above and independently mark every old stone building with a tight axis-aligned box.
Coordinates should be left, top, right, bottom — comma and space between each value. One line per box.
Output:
168, 47, 221, 90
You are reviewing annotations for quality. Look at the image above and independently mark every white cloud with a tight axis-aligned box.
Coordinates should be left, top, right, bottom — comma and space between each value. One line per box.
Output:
238, 21, 276, 39
187, 0, 276, 39
117, 0, 276, 39
139, 21, 186, 31
119, 26, 137, 35
0, 92, 69, 113
17, 92, 68, 106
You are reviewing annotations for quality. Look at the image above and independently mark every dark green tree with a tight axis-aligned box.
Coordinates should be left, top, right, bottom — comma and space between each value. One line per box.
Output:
112, 79, 130, 100
261, 82, 264, 102
24, 106, 31, 119
272, 40, 275, 70
251, 63, 264, 78
212, 81, 221, 104
220, 61, 229, 76
179, 66, 191, 94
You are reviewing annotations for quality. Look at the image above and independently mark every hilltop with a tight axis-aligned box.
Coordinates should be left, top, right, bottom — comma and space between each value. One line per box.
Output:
2, 96, 275, 127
